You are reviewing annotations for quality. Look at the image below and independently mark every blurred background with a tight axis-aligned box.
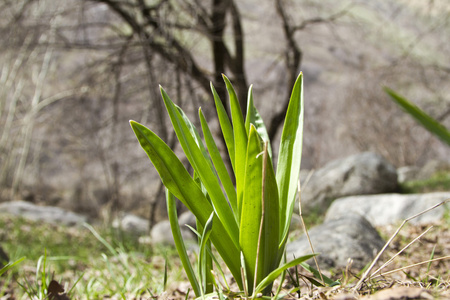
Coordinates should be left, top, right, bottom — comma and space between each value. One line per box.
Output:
0, 0, 449, 224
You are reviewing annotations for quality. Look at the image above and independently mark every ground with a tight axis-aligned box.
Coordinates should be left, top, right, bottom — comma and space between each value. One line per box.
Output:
0, 213, 449, 299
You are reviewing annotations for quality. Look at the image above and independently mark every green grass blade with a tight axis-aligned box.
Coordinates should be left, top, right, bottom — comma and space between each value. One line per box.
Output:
223, 74, 248, 217
385, 87, 450, 146
198, 212, 215, 295
167, 190, 201, 297
130, 120, 242, 288
253, 254, 317, 296
160, 87, 239, 248
0, 256, 25, 276
276, 72, 304, 255
211, 83, 235, 171
199, 108, 238, 219
245, 85, 272, 159
84, 223, 118, 256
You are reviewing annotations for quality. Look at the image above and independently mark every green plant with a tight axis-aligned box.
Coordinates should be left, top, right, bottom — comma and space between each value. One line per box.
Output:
384, 87, 450, 146
18, 251, 80, 300
130, 73, 327, 298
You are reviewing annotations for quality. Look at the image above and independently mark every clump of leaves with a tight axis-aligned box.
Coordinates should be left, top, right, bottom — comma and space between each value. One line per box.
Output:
131, 73, 331, 298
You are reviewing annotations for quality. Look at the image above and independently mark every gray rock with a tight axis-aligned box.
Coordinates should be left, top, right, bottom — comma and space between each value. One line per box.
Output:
178, 211, 196, 229
150, 220, 195, 246
397, 166, 421, 183
286, 214, 385, 270
300, 152, 398, 213
0, 201, 87, 226
325, 192, 450, 226
112, 214, 149, 235
147, 210, 198, 246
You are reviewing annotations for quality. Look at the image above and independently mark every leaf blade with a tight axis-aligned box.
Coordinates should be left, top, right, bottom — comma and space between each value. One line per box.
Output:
239, 125, 264, 293
276, 73, 304, 258
385, 87, 450, 146
160, 88, 239, 248
129, 120, 242, 288
199, 109, 238, 219
253, 254, 317, 296
211, 83, 236, 171
245, 85, 272, 158
223, 75, 248, 218
166, 189, 201, 297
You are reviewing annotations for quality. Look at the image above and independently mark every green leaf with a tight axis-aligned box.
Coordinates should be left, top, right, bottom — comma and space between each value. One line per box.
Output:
223, 75, 248, 218
385, 87, 450, 146
199, 109, 238, 219
239, 126, 263, 293
211, 83, 236, 171
258, 141, 280, 287
130, 120, 242, 289
276, 72, 304, 256
166, 190, 201, 297
198, 212, 215, 295
253, 254, 317, 296
299, 262, 340, 287
239, 126, 279, 294
245, 85, 272, 159
159, 87, 239, 248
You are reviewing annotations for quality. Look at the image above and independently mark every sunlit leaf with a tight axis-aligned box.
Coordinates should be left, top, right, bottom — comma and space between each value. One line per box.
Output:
223, 75, 248, 219
276, 72, 304, 258
385, 87, 450, 146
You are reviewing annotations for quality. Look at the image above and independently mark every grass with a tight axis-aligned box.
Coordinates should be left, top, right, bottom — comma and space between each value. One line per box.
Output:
0, 215, 181, 299
1, 209, 449, 299
400, 171, 450, 194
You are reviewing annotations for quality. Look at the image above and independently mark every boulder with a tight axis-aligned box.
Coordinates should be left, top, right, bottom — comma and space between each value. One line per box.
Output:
150, 220, 195, 246
112, 214, 149, 235
286, 213, 385, 270
397, 166, 420, 183
0, 201, 87, 226
178, 211, 197, 229
325, 192, 450, 226
300, 152, 398, 213
146, 211, 197, 246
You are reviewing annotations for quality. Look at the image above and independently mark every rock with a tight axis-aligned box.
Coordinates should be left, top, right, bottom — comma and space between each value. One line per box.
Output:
286, 213, 385, 270
112, 214, 149, 235
150, 220, 195, 246
178, 211, 196, 229
397, 166, 420, 183
147, 211, 197, 246
0, 201, 87, 226
325, 192, 450, 226
300, 152, 398, 213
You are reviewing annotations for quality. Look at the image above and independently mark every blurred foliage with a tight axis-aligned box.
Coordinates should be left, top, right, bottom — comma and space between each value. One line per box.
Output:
400, 171, 450, 194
